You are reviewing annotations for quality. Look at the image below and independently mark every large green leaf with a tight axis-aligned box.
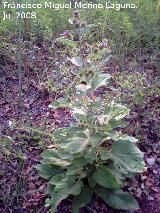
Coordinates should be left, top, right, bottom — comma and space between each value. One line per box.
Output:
42, 149, 58, 158
49, 173, 66, 185
72, 158, 89, 167
42, 150, 71, 167
88, 175, 96, 188
103, 101, 129, 123
111, 140, 146, 175
108, 119, 126, 128
53, 126, 85, 144
52, 128, 70, 142
92, 165, 120, 189
104, 103, 129, 120
66, 153, 96, 178
48, 178, 83, 211
108, 131, 138, 142
60, 137, 89, 154
72, 185, 93, 213
35, 164, 63, 180
57, 149, 74, 160
107, 163, 125, 183
95, 187, 139, 210
84, 148, 96, 164
66, 165, 83, 176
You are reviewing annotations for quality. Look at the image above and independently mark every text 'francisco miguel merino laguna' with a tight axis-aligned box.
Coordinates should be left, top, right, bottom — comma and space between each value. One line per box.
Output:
2, 1, 137, 10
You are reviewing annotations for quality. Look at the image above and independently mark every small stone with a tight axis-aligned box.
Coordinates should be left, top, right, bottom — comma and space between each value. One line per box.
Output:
148, 196, 155, 201
136, 188, 142, 197
152, 169, 158, 174
146, 157, 156, 166
141, 175, 147, 181
141, 183, 145, 189
128, 187, 133, 191
156, 158, 160, 164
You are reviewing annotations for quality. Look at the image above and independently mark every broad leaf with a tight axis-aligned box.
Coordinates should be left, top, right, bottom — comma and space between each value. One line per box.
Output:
60, 137, 89, 154
49, 173, 66, 185
107, 163, 125, 183
108, 131, 138, 142
104, 103, 129, 120
84, 148, 96, 164
35, 164, 63, 180
42, 150, 71, 167
88, 175, 96, 188
111, 140, 146, 175
69, 154, 95, 171
121, 135, 138, 143
57, 149, 74, 160
72, 158, 89, 167
99, 108, 127, 126
95, 187, 139, 210
67, 165, 83, 176
108, 119, 126, 128
53, 126, 85, 144
48, 178, 83, 211
92, 165, 120, 189
72, 185, 93, 213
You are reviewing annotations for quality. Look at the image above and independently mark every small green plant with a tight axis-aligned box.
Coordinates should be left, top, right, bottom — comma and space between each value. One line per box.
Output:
37, 71, 146, 212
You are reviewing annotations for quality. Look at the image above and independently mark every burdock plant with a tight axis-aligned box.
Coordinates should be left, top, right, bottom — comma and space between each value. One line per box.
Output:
36, 11, 146, 213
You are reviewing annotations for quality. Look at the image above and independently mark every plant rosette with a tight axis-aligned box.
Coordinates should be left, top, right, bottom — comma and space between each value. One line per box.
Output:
36, 72, 146, 213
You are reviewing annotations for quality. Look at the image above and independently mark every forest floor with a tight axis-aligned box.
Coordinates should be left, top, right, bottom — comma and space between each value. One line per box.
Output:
0, 42, 160, 213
